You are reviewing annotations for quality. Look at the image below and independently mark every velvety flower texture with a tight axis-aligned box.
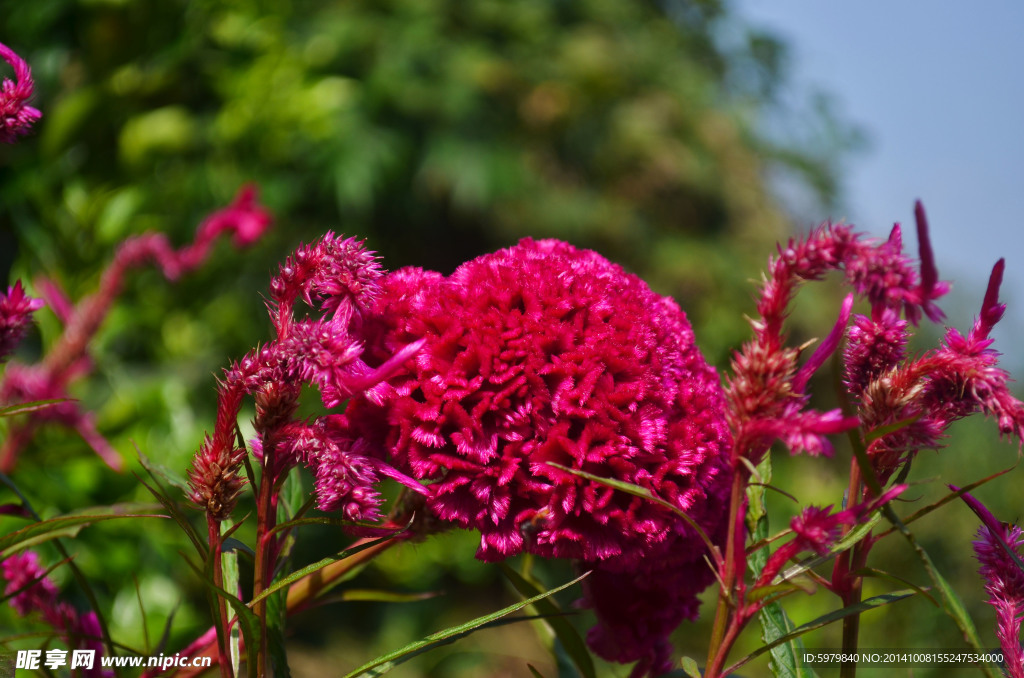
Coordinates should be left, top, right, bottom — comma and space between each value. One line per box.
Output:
349, 238, 732, 674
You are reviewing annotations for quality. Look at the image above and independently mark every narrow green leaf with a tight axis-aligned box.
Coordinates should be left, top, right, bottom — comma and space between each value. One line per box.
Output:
732, 590, 917, 672
908, 536, 998, 675
137, 447, 192, 493
854, 567, 937, 607
0, 504, 167, 558
747, 455, 818, 678
222, 537, 255, 558
248, 533, 405, 608
198, 576, 261, 678
498, 562, 595, 678
0, 399, 67, 417
153, 604, 179, 656
527, 665, 546, 678
864, 413, 922, 443
342, 571, 590, 678
333, 589, 439, 603
267, 588, 291, 678
747, 581, 806, 603
278, 466, 306, 523
223, 518, 241, 678
135, 458, 207, 557
267, 516, 400, 541
876, 466, 1013, 538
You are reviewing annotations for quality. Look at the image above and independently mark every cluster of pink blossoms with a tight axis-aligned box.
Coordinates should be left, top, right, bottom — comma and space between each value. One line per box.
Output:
2, 552, 110, 678
0, 41, 41, 144
187, 233, 427, 522
0, 281, 44, 363
345, 239, 732, 675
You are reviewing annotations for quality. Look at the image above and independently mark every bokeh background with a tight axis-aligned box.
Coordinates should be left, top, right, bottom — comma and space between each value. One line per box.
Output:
1, 1, 1020, 676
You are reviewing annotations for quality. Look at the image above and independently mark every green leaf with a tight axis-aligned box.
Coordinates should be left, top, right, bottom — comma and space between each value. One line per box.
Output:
854, 567, 937, 607
137, 447, 192, 494
342, 571, 590, 677
876, 466, 1014, 538
679, 656, 702, 678
876, 498, 1001, 678
864, 413, 922, 443
332, 589, 439, 603
498, 562, 595, 678
267, 587, 291, 678
135, 472, 207, 557
0, 399, 67, 417
0, 504, 167, 558
734, 590, 917, 672
223, 518, 242, 677
746, 455, 818, 678
527, 665, 546, 678
248, 532, 406, 608
267, 516, 399, 541
197, 574, 261, 678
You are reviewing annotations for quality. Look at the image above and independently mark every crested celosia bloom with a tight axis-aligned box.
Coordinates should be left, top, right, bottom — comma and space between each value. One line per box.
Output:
956, 488, 1024, 678
2, 551, 110, 678
0, 41, 41, 144
1, 185, 271, 472
346, 238, 732, 675
0, 280, 44, 363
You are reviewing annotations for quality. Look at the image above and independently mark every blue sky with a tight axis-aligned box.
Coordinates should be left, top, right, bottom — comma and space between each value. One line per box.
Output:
736, 2, 1024, 351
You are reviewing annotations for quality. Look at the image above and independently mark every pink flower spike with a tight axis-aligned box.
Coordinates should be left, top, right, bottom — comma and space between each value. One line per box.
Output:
793, 293, 854, 393
913, 201, 949, 323
222, 184, 272, 248
914, 202, 937, 298
954, 486, 1024, 677
952, 485, 1008, 544
0, 42, 41, 144
977, 259, 1006, 339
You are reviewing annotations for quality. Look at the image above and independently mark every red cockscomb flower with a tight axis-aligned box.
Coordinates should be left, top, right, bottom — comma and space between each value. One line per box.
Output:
348, 238, 732, 674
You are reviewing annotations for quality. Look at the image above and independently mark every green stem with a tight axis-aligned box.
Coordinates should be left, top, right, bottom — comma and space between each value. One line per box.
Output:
208, 518, 234, 678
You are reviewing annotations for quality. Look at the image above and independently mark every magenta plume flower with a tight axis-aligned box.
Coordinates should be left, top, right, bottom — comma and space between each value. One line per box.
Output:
858, 260, 1024, 477
2, 551, 110, 678
0, 42, 41, 144
954, 487, 1024, 678
1, 186, 272, 472
0, 280, 44, 363
348, 238, 732, 674
188, 233, 426, 523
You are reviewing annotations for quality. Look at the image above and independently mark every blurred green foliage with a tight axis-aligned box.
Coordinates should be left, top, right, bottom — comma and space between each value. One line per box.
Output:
7, 0, 974, 676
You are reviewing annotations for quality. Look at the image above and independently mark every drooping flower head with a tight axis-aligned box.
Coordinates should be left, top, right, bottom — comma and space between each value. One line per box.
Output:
0, 41, 41, 143
348, 238, 733, 673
